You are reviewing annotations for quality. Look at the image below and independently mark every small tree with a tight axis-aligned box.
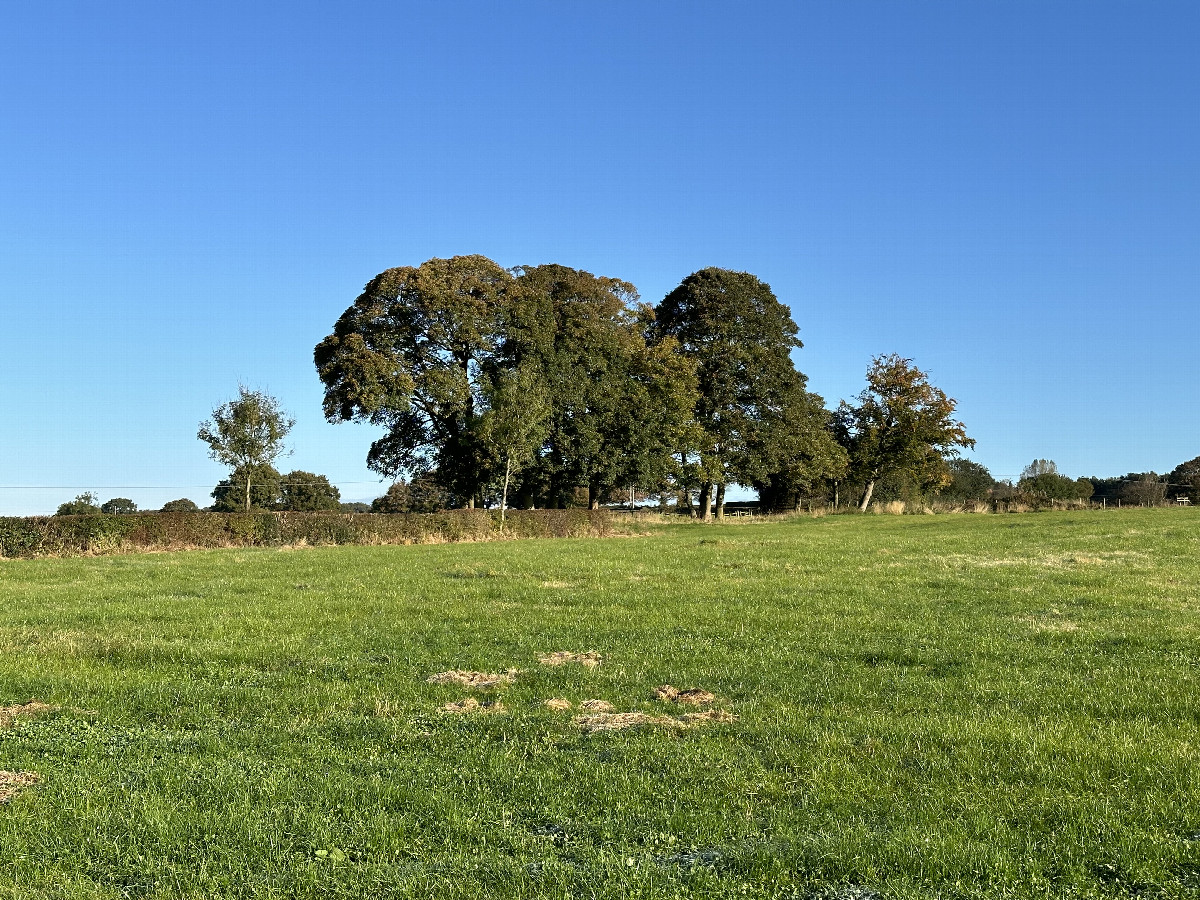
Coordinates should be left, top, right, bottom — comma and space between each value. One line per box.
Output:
279, 471, 341, 511
55, 492, 100, 516
161, 498, 199, 512
101, 498, 138, 514
836, 355, 974, 510
211, 464, 283, 512
480, 366, 550, 525
198, 387, 294, 512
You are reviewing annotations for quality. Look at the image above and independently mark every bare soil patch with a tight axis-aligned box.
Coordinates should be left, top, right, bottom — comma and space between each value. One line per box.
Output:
0, 771, 39, 803
538, 651, 601, 668
574, 709, 735, 733
543, 698, 572, 711
579, 699, 614, 712
0, 701, 57, 728
654, 685, 716, 705
440, 698, 505, 714
426, 670, 516, 689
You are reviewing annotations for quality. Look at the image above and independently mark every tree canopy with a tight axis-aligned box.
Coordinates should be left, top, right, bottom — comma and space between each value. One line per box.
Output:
278, 471, 341, 511
653, 268, 839, 518
198, 387, 294, 512
835, 355, 974, 510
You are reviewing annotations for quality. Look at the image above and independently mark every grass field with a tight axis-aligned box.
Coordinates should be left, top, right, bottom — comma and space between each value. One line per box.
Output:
1, 510, 1198, 899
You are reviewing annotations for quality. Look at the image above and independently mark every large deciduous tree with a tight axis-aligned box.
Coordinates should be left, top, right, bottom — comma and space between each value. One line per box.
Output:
653, 267, 835, 519
505, 264, 697, 509
835, 355, 973, 510
314, 255, 512, 507
198, 387, 294, 512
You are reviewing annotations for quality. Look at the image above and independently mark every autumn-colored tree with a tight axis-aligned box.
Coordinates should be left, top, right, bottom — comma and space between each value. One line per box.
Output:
835, 355, 973, 510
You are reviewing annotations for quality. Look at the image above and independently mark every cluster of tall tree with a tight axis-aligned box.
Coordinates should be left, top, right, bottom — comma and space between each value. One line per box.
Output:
315, 256, 975, 516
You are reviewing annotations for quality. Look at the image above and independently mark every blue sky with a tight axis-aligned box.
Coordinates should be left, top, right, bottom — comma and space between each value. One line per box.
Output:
1, 1, 1197, 514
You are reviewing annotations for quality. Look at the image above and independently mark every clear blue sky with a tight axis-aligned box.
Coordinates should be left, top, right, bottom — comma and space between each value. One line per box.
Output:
2, 1, 1197, 514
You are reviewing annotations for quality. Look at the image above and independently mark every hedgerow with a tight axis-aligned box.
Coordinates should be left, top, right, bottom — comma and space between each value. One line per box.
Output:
0, 509, 613, 558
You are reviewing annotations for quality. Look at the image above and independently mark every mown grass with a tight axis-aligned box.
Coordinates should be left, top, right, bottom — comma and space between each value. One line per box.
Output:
0, 509, 1198, 898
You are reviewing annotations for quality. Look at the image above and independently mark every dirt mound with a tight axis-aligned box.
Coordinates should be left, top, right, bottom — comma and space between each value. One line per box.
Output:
426, 670, 516, 689
579, 699, 614, 712
574, 709, 735, 733
0, 702, 56, 728
440, 698, 505, 714
538, 651, 601, 668
0, 771, 39, 803
654, 685, 716, 705
543, 698, 572, 711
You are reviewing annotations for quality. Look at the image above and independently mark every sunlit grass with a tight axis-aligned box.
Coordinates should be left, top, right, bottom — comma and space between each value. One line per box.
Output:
1, 509, 1198, 898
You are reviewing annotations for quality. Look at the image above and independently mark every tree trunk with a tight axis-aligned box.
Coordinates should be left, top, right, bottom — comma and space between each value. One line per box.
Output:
588, 484, 600, 510
699, 482, 712, 521
859, 480, 876, 511
467, 495, 474, 509
715, 483, 726, 519
245, 471, 252, 513
500, 455, 512, 528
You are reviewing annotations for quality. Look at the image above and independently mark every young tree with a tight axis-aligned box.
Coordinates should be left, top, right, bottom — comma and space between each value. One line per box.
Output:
278, 471, 341, 511
835, 355, 974, 510
100, 498, 138, 514
480, 365, 550, 525
1017, 460, 1093, 501
653, 268, 830, 519
314, 255, 512, 507
198, 387, 294, 513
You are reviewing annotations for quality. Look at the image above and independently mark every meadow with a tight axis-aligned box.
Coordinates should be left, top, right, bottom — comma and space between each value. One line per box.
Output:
0, 509, 1198, 899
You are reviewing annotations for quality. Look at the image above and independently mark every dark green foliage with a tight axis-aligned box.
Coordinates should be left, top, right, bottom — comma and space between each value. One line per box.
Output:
1168, 456, 1200, 501
54, 492, 101, 516
100, 498, 138, 514
371, 473, 452, 513
338, 502, 371, 513
1018, 460, 1094, 501
654, 268, 838, 518
278, 471, 341, 511
160, 498, 199, 512
211, 464, 282, 512
314, 255, 512, 505
938, 459, 998, 500
506, 264, 698, 509
0, 510, 613, 558
198, 387, 295, 513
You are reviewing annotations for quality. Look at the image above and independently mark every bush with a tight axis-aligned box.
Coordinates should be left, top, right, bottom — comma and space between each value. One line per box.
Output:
161, 498, 199, 512
0, 509, 614, 558
101, 498, 138, 514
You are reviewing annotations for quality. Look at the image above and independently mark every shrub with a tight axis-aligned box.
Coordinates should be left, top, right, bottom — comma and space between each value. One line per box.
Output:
0, 509, 614, 558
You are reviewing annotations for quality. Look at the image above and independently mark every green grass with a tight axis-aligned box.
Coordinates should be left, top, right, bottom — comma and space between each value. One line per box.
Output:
1, 509, 1198, 898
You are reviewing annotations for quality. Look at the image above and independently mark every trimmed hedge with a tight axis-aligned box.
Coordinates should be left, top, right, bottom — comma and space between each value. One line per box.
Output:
0, 510, 614, 559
